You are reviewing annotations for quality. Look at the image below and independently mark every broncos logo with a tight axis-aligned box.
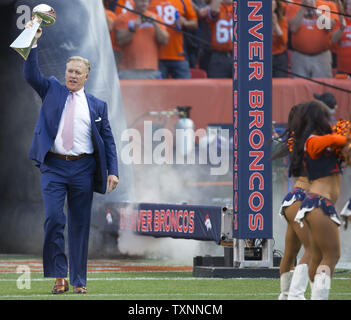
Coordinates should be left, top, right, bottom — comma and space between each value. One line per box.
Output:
204, 214, 212, 231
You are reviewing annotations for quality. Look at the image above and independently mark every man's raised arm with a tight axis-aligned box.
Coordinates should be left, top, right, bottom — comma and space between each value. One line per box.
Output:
23, 22, 49, 99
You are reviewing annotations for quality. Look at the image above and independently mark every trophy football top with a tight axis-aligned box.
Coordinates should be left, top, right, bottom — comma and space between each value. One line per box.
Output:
33, 4, 56, 26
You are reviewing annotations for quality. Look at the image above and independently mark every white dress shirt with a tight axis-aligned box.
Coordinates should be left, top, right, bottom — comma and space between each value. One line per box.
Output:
51, 87, 94, 155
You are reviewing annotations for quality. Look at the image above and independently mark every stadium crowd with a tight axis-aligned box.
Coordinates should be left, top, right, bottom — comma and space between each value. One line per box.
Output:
273, 0, 351, 79
103, 0, 232, 79
103, 0, 351, 80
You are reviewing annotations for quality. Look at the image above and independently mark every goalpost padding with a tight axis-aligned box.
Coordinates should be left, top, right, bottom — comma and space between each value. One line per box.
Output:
233, 0, 273, 240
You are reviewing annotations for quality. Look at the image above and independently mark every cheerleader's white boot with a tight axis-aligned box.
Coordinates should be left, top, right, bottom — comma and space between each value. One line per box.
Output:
288, 264, 309, 300
278, 271, 293, 300
311, 266, 331, 300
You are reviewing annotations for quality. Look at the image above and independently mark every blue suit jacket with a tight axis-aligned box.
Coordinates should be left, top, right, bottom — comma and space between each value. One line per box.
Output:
24, 48, 118, 194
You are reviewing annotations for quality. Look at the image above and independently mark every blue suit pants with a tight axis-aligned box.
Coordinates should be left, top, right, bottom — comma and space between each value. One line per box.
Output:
40, 155, 96, 287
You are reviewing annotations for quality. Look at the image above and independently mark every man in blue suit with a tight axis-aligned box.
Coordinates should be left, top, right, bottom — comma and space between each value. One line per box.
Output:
24, 24, 119, 294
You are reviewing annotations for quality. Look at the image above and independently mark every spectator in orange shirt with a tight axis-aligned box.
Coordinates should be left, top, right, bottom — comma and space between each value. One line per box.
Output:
331, 0, 351, 76
197, 0, 232, 78
287, 0, 339, 78
191, 0, 212, 74
207, 0, 232, 78
183, 0, 210, 69
150, 0, 198, 79
104, 0, 136, 67
104, 1, 120, 66
272, 0, 289, 78
114, 0, 169, 79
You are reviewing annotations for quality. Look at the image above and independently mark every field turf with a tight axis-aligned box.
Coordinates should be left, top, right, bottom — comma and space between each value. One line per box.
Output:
0, 256, 350, 300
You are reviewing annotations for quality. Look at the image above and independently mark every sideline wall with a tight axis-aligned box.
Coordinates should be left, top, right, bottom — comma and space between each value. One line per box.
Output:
120, 78, 351, 131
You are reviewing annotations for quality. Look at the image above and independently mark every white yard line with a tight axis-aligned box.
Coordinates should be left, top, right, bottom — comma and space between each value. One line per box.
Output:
0, 276, 349, 282
1, 292, 351, 299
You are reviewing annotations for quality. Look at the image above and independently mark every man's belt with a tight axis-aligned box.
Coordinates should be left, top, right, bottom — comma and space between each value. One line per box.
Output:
47, 152, 92, 161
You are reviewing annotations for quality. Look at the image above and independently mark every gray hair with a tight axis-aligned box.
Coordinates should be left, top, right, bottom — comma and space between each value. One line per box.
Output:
66, 56, 91, 73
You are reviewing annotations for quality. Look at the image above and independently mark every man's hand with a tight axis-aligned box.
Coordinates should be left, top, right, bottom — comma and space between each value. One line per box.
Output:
133, 17, 142, 30
107, 175, 119, 193
25, 20, 42, 46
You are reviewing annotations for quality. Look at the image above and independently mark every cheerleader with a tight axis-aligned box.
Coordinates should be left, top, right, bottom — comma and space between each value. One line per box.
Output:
292, 101, 348, 300
273, 103, 311, 300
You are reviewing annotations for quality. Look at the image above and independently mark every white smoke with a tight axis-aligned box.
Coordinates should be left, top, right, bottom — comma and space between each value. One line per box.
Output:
118, 231, 211, 265
115, 139, 226, 264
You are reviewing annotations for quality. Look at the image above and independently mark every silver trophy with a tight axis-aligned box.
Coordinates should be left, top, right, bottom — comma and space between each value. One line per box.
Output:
10, 4, 56, 60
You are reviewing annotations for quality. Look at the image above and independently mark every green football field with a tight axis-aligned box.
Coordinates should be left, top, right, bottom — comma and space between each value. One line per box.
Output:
0, 256, 350, 300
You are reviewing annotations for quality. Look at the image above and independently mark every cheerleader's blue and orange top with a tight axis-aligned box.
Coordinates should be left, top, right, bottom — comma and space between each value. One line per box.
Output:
304, 134, 346, 180
294, 133, 347, 226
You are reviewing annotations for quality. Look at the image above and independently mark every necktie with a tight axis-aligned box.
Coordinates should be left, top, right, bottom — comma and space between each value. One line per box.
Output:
61, 92, 75, 152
